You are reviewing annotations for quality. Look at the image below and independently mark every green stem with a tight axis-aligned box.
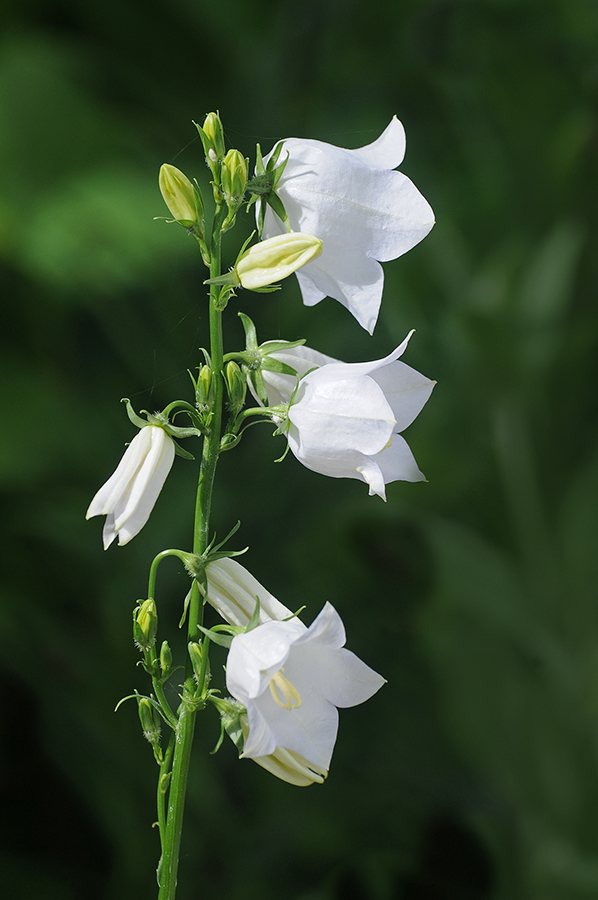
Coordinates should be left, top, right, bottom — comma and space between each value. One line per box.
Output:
157, 207, 225, 900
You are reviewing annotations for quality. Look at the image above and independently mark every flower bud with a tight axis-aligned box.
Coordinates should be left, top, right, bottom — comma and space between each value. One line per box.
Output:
188, 642, 204, 682
134, 598, 158, 651
202, 111, 225, 160
235, 233, 323, 291
225, 361, 247, 415
159, 164, 201, 226
159, 640, 172, 676
195, 364, 212, 409
138, 697, 161, 746
221, 149, 247, 210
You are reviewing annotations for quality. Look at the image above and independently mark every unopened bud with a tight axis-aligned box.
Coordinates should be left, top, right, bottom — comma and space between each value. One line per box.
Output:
236, 233, 323, 291
134, 599, 158, 650
160, 640, 172, 676
138, 697, 161, 746
222, 149, 247, 210
202, 112, 225, 160
195, 364, 212, 408
188, 641, 204, 682
225, 361, 247, 415
159, 164, 202, 226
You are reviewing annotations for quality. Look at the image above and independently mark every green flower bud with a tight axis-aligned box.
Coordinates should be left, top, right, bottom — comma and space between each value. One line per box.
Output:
188, 641, 204, 683
225, 361, 247, 415
159, 164, 201, 226
159, 640, 172, 676
222, 149, 247, 215
195, 364, 212, 408
202, 111, 225, 160
236, 233, 323, 291
138, 697, 161, 746
134, 598, 158, 651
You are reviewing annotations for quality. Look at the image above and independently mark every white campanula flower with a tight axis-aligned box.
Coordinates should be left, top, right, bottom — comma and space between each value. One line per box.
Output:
261, 116, 434, 333
202, 557, 295, 628
226, 600, 385, 778
86, 425, 175, 549
262, 332, 435, 499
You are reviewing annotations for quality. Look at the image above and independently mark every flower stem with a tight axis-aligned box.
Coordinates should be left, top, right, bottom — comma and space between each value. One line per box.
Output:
157, 209, 225, 900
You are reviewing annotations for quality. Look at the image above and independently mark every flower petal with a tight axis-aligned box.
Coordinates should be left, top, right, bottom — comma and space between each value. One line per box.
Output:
370, 361, 435, 431
355, 455, 387, 499
251, 664, 340, 768
294, 601, 346, 649
351, 115, 406, 169
226, 620, 304, 701
242, 702, 277, 758
86, 426, 154, 518
289, 373, 395, 457
374, 433, 427, 485
112, 428, 175, 544
250, 745, 327, 786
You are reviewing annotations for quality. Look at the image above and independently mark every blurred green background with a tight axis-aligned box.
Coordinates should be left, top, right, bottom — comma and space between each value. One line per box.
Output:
2, 0, 597, 898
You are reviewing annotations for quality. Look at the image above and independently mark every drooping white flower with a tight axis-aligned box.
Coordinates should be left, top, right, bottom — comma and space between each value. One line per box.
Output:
203, 557, 295, 628
262, 332, 435, 499
86, 425, 175, 549
226, 601, 385, 774
261, 116, 434, 333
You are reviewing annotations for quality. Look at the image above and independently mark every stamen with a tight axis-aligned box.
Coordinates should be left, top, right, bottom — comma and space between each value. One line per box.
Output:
269, 667, 302, 709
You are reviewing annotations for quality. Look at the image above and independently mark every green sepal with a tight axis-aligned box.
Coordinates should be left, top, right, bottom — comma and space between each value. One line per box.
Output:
204, 271, 240, 287
245, 282, 282, 294
265, 190, 289, 227
121, 398, 147, 429
245, 597, 261, 632
246, 140, 290, 235
248, 365, 269, 407
197, 625, 234, 649
172, 439, 195, 461
179, 587, 192, 628
209, 697, 246, 755
220, 432, 242, 452
261, 357, 302, 377
259, 337, 306, 354
238, 311, 258, 350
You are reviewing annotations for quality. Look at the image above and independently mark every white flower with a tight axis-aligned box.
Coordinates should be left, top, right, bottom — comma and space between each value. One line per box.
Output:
261, 116, 434, 333
262, 332, 435, 499
202, 557, 295, 628
226, 601, 385, 774
238, 714, 328, 786
86, 425, 175, 549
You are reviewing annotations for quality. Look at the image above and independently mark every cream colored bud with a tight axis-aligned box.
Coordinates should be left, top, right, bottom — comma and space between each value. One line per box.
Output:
235, 233, 323, 291
159, 164, 199, 225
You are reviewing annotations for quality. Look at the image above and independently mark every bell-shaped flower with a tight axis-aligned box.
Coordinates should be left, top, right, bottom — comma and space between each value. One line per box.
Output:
238, 713, 328, 786
202, 557, 295, 628
86, 425, 175, 549
226, 601, 385, 775
262, 332, 435, 499
260, 116, 434, 333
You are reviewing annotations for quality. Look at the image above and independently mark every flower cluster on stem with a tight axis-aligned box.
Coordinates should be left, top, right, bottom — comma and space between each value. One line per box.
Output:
86, 110, 435, 900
